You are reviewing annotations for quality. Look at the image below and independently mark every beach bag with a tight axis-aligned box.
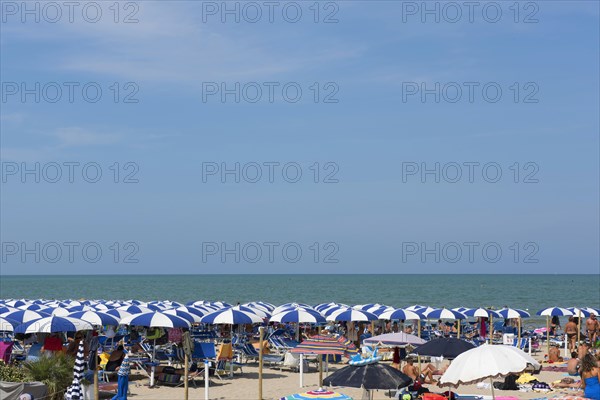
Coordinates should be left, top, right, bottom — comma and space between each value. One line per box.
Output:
157, 372, 181, 384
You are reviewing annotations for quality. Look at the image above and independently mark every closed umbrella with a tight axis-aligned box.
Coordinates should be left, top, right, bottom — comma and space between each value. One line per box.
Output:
64, 340, 86, 400
111, 351, 131, 400
439, 344, 540, 399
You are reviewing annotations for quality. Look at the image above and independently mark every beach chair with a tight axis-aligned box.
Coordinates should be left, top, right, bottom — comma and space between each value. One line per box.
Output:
25, 343, 42, 362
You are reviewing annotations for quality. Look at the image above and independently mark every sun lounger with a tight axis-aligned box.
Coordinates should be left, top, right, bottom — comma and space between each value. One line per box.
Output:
25, 343, 42, 362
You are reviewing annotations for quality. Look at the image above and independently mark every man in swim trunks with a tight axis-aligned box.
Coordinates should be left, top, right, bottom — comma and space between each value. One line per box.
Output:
565, 317, 578, 353
402, 357, 436, 384
586, 314, 599, 344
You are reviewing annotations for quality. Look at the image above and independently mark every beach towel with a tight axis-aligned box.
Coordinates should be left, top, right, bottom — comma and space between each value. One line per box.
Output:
517, 373, 537, 384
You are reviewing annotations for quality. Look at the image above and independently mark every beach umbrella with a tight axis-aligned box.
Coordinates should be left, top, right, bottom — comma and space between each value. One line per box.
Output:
270, 308, 326, 324
0, 306, 18, 314
536, 307, 574, 355
583, 307, 600, 315
65, 340, 85, 400
200, 308, 264, 325
1, 310, 50, 324
17, 304, 48, 311
320, 305, 348, 317
567, 307, 591, 345
463, 308, 502, 319
105, 309, 132, 320
244, 302, 276, 313
68, 311, 120, 326
15, 316, 93, 334
120, 312, 190, 387
326, 308, 378, 322
378, 308, 423, 321
0, 317, 16, 332
323, 362, 412, 392
112, 351, 131, 400
425, 308, 466, 320
280, 388, 352, 400
163, 309, 202, 324
273, 303, 313, 315
4, 300, 29, 308
48, 307, 71, 316
496, 308, 530, 344
363, 332, 426, 347
413, 338, 475, 359
175, 306, 208, 318
439, 344, 540, 399
117, 305, 153, 314
232, 305, 271, 319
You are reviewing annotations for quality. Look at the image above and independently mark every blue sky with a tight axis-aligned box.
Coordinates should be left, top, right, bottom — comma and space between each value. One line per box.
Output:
1, 1, 598, 274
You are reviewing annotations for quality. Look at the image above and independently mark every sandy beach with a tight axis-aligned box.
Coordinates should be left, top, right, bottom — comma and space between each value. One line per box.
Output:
119, 357, 582, 399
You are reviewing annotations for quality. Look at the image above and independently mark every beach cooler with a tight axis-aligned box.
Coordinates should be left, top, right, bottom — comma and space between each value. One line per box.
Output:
502, 333, 515, 345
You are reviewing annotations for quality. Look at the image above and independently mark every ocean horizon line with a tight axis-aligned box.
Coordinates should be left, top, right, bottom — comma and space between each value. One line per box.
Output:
1, 273, 596, 277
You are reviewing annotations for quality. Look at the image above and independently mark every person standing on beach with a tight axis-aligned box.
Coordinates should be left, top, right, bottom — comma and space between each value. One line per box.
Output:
565, 317, 578, 353
586, 314, 599, 344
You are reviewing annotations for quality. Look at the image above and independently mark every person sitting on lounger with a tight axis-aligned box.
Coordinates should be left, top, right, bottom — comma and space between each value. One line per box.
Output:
402, 357, 436, 384
105, 345, 125, 371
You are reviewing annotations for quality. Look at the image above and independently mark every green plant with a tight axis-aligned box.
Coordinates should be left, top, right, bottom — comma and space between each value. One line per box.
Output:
23, 353, 75, 400
0, 360, 27, 382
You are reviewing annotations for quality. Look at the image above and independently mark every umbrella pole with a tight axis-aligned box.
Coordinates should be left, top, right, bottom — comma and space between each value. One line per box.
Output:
151, 338, 157, 387
299, 353, 304, 388
184, 352, 189, 400
94, 364, 99, 400
518, 318, 521, 345
258, 327, 264, 400
577, 310, 581, 346
204, 359, 210, 400
490, 377, 496, 400
490, 315, 493, 344
319, 357, 323, 387
457, 320, 461, 338
546, 316, 550, 358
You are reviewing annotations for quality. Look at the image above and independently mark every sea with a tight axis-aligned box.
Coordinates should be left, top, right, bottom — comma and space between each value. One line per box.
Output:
1, 274, 598, 326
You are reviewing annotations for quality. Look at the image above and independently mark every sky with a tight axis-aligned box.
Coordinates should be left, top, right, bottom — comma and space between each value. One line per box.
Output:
0, 0, 598, 275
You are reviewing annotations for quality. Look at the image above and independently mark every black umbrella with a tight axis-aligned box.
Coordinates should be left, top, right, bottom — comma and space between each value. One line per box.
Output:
412, 338, 475, 359
323, 363, 412, 390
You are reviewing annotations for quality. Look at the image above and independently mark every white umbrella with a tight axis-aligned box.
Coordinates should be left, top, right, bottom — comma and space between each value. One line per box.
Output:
439, 344, 540, 399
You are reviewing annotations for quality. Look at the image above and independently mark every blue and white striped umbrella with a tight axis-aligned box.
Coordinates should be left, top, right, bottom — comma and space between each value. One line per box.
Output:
406, 305, 435, 315
66, 305, 95, 313
17, 304, 48, 311
200, 308, 263, 325
273, 303, 313, 315
106, 309, 133, 320
425, 308, 466, 320
0, 306, 18, 314
536, 307, 574, 316
378, 308, 424, 321
583, 307, 600, 315
270, 307, 326, 324
1, 310, 49, 324
567, 307, 591, 317
117, 305, 153, 314
173, 306, 208, 318
232, 305, 271, 319
120, 312, 191, 328
68, 311, 120, 326
15, 316, 93, 334
326, 308, 378, 322
320, 305, 348, 317
365, 306, 395, 316
315, 303, 349, 312
497, 308, 531, 319
463, 308, 502, 318
4, 300, 29, 308
0, 317, 16, 332
65, 340, 85, 399
163, 309, 201, 323
49, 307, 71, 317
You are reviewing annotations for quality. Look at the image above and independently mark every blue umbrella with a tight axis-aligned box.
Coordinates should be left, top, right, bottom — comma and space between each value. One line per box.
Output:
378, 308, 424, 321
1, 310, 50, 324
497, 308, 530, 319
117, 305, 153, 314
68, 311, 120, 326
270, 307, 326, 324
326, 308, 378, 322
425, 308, 466, 320
15, 316, 93, 334
537, 307, 574, 354
200, 308, 263, 325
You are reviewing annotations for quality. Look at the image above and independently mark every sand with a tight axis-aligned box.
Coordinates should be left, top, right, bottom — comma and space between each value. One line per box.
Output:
115, 358, 583, 400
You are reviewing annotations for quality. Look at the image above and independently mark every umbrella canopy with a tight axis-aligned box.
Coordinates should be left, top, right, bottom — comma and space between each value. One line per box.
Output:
0, 317, 15, 332
280, 388, 352, 399
323, 362, 412, 390
270, 307, 326, 324
200, 308, 263, 325
120, 311, 191, 328
567, 307, 591, 317
326, 308, 378, 322
378, 308, 423, 321
497, 308, 530, 319
0, 310, 49, 324
105, 309, 133, 320
65, 340, 85, 399
68, 311, 120, 326
363, 332, 426, 347
232, 305, 271, 319
425, 308, 466, 320
536, 307, 573, 316
117, 305, 153, 314
439, 344, 540, 388
413, 338, 475, 359
15, 316, 93, 334
163, 309, 202, 323
463, 308, 502, 318
291, 335, 358, 357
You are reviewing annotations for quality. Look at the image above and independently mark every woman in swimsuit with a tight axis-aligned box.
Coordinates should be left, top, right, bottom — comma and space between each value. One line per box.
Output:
581, 353, 600, 400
